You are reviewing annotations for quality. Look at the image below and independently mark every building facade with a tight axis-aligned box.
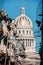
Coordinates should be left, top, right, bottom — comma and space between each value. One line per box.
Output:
12, 6, 40, 65
14, 6, 36, 53
0, 7, 40, 65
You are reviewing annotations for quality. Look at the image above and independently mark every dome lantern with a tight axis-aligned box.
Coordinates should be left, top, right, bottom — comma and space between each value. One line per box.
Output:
20, 6, 25, 14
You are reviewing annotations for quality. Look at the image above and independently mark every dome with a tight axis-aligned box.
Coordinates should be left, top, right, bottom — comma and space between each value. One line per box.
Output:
15, 14, 33, 29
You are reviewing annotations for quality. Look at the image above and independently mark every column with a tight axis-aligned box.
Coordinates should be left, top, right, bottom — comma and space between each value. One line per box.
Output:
26, 39, 27, 46
29, 39, 30, 47
33, 39, 36, 52
34, 39, 36, 48
27, 39, 28, 46
30, 39, 31, 47
22, 39, 24, 47
24, 39, 26, 47
31, 39, 32, 47
32, 39, 34, 47
28, 39, 29, 46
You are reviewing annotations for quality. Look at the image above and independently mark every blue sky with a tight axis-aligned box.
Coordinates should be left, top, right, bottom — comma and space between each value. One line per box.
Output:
0, 0, 42, 52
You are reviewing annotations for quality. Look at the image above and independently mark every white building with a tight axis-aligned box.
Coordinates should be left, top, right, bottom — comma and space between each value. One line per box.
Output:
14, 6, 36, 53
12, 6, 40, 65
0, 8, 41, 65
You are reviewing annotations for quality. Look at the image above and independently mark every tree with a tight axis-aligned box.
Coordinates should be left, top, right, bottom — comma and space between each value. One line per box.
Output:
36, 13, 43, 65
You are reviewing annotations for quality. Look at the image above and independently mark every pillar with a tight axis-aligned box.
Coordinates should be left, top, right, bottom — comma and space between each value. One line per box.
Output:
27, 39, 28, 46
29, 39, 30, 47
24, 39, 26, 47
32, 39, 34, 47
30, 39, 31, 47
28, 39, 29, 46
26, 39, 27, 46
31, 39, 32, 47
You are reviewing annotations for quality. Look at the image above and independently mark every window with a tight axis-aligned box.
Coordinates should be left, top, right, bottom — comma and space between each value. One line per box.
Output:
23, 17, 24, 19
29, 31, 31, 35
25, 17, 27, 20
19, 30, 21, 34
27, 30, 28, 34
16, 31, 17, 34
23, 30, 24, 34
28, 19, 30, 25
30, 39, 31, 47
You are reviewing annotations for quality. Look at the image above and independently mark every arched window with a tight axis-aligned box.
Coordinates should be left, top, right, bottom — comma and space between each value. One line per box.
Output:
19, 30, 21, 34
25, 17, 27, 20
26, 30, 28, 34
29, 31, 31, 35
28, 19, 30, 25
23, 16, 24, 19
23, 30, 24, 34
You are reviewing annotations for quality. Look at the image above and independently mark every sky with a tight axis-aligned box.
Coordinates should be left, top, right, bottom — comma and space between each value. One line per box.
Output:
0, 0, 42, 52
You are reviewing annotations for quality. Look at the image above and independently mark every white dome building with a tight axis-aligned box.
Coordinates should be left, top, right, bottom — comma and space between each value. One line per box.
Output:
15, 6, 36, 53
12, 6, 40, 65
0, 8, 40, 65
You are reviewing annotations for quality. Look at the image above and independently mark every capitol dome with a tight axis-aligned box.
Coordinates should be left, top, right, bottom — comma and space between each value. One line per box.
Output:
13, 6, 36, 53
15, 7, 33, 29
